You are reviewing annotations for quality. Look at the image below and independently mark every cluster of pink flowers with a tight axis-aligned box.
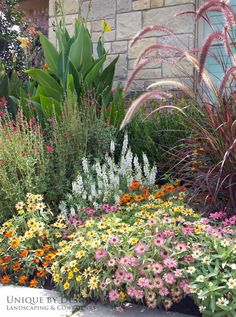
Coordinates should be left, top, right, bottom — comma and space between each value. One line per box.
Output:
102, 204, 118, 213
209, 211, 227, 220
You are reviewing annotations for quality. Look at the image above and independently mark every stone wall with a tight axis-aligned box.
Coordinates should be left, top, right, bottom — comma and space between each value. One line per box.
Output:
49, 0, 197, 91
19, 0, 49, 35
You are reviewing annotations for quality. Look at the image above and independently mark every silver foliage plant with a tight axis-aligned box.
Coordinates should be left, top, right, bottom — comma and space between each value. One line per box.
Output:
62, 134, 157, 213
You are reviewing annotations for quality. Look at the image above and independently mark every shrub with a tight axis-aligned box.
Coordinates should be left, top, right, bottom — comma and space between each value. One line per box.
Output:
62, 134, 157, 212
0, 193, 57, 288
0, 105, 50, 220
120, 0, 236, 212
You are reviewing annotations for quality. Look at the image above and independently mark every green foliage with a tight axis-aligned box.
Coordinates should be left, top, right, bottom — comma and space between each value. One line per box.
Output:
25, 20, 118, 119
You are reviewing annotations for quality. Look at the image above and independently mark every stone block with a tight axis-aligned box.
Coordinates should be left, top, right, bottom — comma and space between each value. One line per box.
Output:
165, 0, 195, 5
49, 27, 57, 47
112, 41, 128, 54
64, 0, 79, 15
150, 0, 164, 8
117, 12, 142, 40
117, 0, 132, 13
128, 58, 162, 70
85, 0, 116, 21
162, 58, 194, 78
128, 68, 162, 80
133, 0, 150, 10
128, 37, 157, 59
143, 4, 195, 34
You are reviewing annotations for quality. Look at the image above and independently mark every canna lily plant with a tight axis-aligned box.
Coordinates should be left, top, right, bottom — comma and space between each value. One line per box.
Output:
121, 0, 236, 211
24, 1, 118, 120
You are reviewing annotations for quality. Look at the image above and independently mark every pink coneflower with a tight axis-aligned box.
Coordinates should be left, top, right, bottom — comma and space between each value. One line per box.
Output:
102, 204, 110, 211
127, 286, 136, 298
99, 281, 107, 291
179, 279, 190, 294
125, 272, 134, 283
115, 268, 126, 280
107, 258, 116, 267
175, 243, 188, 252
120, 256, 131, 266
184, 255, 194, 263
109, 235, 120, 245
146, 279, 155, 290
182, 226, 194, 236
174, 269, 183, 277
164, 273, 176, 285
135, 243, 148, 255
137, 277, 147, 288
152, 236, 165, 246
163, 299, 173, 310
135, 289, 144, 299
154, 277, 163, 289
86, 208, 96, 215
147, 218, 157, 226
163, 257, 177, 269
152, 262, 163, 275
110, 205, 118, 212
163, 229, 174, 237
130, 257, 139, 267
113, 278, 122, 286
95, 248, 107, 260
109, 289, 120, 302
159, 287, 169, 296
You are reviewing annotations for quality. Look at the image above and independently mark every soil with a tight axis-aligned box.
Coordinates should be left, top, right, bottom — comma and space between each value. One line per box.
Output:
170, 296, 201, 316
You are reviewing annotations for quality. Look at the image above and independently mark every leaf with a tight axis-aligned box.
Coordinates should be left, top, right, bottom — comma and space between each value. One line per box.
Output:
69, 61, 81, 98
40, 95, 62, 119
97, 36, 106, 58
69, 24, 93, 73
39, 32, 59, 74
26, 69, 63, 98
84, 55, 106, 88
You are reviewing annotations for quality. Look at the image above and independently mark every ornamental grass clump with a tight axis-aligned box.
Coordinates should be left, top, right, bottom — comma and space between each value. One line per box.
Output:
63, 134, 157, 212
120, 0, 236, 211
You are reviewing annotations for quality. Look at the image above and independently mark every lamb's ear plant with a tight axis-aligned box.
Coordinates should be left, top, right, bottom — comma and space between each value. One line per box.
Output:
120, 0, 236, 212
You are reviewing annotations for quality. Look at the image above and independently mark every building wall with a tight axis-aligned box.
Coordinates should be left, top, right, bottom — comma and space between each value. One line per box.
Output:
19, 0, 49, 35
49, 0, 197, 91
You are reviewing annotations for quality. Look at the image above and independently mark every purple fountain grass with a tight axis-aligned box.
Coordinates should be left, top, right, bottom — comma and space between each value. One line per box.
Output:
199, 31, 224, 81
120, 91, 172, 130
147, 80, 194, 99
219, 66, 236, 97
195, 0, 236, 27
130, 25, 174, 48
135, 43, 184, 67
124, 57, 167, 92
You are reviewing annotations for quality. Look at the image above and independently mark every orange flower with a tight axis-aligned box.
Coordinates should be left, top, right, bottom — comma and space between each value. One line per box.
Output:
4, 231, 13, 238
155, 191, 165, 198
161, 185, 176, 193
133, 195, 144, 202
13, 262, 22, 272
35, 249, 44, 257
29, 278, 38, 288
120, 194, 132, 205
1, 275, 10, 285
0, 258, 3, 265
3, 256, 11, 262
128, 180, 142, 190
20, 250, 28, 257
42, 261, 49, 267
10, 238, 20, 248
1, 264, 8, 271
18, 275, 27, 285
34, 259, 40, 264
36, 270, 46, 278
177, 185, 186, 191
43, 244, 51, 251
44, 253, 55, 261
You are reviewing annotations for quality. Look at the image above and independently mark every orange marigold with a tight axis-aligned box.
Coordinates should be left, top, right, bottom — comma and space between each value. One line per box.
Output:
133, 195, 144, 202
13, 262, 22, 272
4, 231, 13, 238
18, 275, 27, 285
155, 191, 165, 198
35, 249, 44, 257
20, 250, 28, 257
43, 244, 52, 251
1, 275, 10, 285
36, 270, 46, 278
10, 238, 20, 248
29, 278, 38, 288
3, 256, 11, 262
128, 180, 142, 190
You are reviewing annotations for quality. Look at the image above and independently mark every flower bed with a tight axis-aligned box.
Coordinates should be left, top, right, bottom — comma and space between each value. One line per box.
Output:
0, 184, 235, 317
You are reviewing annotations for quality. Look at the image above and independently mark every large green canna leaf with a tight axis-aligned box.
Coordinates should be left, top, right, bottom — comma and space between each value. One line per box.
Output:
26, 69, 63, 98
40, 95, 62, 119
69, 61, 81, 98
69, 23, 93, 73
84, 55, 106, 88
39, 33, 59, 75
